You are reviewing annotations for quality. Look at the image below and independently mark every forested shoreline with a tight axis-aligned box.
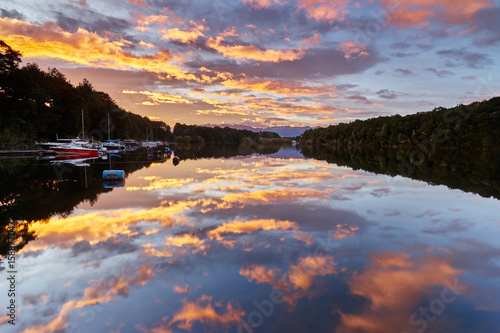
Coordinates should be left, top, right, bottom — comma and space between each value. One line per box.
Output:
0, 41, 172, 148
300, 97, 500, 150
172, 123, 289, 145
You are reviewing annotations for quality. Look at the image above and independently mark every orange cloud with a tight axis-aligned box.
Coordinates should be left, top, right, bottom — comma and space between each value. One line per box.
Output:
239, 264, 279, 285
337, 251, 465, 333
194, 91, 343, 117
21, 200, 206, 253
297, 0, 350, 24
222, 77, 339, 97
135, 14, 173, 26
218, 188, 329, 208
239, 254, 337, 305
122, 90, 194, 106
245, 169, 342, 185
0, 18, 208, 82
139, 41, 156, 49
195, 107, 254, 116
206, 36, 306, 63
170, 296, 244, 330
129, 0, 148, 8
161, 27, 206, 43
337, 41, 369, 60
142, 243, 178, 258
173, 285, 190, 294
164, 234, 207, 253
243, 0, 283, 9
331, 224, 359, 239
382, 0, 494, 28
301, 32, 321, 46
288, 255, 337, 290
318, 116, 335, 122
126, 176, 195, 190
207, 218, 299, 243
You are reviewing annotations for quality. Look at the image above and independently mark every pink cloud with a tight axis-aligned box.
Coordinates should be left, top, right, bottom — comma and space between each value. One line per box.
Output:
297, 0, 351, 24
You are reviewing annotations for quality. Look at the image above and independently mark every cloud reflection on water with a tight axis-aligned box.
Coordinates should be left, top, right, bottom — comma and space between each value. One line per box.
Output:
3, 153, 500, 333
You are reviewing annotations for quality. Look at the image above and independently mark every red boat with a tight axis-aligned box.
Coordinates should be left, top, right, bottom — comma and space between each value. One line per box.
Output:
53, 146, 99, 157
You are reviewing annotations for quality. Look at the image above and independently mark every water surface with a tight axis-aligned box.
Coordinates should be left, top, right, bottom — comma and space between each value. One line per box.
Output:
1, 146, 499, 333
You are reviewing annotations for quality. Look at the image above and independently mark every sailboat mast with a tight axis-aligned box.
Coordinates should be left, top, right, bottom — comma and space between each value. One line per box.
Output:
108, 113, 111, 141
81, 109, 84, 140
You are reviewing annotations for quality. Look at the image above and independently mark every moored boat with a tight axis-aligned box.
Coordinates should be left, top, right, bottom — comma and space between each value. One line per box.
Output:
36, 138, 90, 149
53, 145, 99, 157
122, 139, 141, 150
101, 140, 126, 151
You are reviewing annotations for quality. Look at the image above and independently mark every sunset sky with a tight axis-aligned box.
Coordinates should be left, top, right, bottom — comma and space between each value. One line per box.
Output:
1, 0, 500, 129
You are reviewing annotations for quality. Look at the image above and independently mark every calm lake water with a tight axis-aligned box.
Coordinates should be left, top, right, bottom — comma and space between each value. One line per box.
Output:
1, 145, 500, 333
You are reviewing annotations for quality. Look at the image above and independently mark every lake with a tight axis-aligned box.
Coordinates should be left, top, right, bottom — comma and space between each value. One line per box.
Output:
1, 145, 500, 333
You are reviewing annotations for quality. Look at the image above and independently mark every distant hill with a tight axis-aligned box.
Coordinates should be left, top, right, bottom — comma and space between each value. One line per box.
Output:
300, 96, 500, 149
203, 124, 315, 137
173, 123, 283, 144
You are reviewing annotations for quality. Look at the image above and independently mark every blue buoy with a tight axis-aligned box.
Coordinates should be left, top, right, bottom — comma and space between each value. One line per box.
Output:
102, 170, 125, 180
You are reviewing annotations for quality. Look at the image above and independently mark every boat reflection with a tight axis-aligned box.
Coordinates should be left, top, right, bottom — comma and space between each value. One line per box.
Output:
49, 154, 99, 167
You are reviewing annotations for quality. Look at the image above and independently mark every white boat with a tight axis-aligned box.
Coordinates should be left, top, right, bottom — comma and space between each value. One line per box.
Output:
101, 140, 126, 151
36, 138, 91, 149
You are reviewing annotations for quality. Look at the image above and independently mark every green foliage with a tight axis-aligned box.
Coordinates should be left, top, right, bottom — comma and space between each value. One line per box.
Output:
240, 136, 256, 148
258, 137, 293, 145
176, 135, 192, 143
173, 123, 281, 145
300, 98, 500, 149
0, 41, 170, 147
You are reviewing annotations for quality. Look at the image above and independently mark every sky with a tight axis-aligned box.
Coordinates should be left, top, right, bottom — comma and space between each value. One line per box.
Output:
1, 0, 500, 129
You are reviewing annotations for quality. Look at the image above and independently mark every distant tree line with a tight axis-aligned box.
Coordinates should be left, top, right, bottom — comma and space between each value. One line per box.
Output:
172, 123, 284, 145
300, 97, 500, 149
0, 41, 170, 147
